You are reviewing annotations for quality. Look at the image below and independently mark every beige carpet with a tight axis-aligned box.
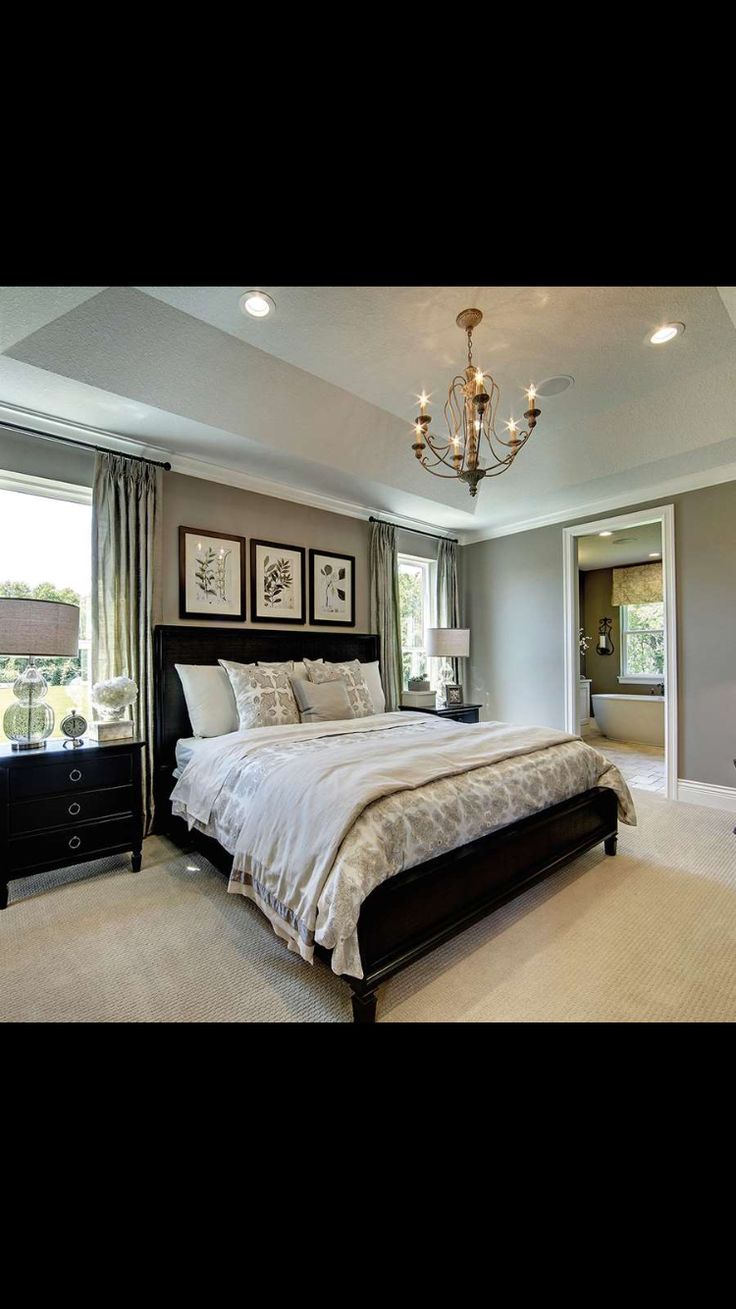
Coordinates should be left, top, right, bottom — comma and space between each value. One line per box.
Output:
2, 790, 736, 1022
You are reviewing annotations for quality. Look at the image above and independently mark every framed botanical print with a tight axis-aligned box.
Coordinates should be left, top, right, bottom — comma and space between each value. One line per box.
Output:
309, 549, 356, 627
250, 539, 306, 624
179, 526, 246, 621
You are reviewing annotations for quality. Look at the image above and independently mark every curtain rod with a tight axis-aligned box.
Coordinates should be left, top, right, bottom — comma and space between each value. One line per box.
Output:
0, 418, 172, 471
369, 516, 458, 545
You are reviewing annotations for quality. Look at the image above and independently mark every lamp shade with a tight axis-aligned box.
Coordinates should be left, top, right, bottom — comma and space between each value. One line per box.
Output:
0, 597, 80, 657
425, 627, 470, 658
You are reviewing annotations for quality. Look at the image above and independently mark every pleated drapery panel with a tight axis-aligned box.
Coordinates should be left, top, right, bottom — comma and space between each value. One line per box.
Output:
437, 537, 461, 683
92, 453, 161, 833
369, 520, 403, 711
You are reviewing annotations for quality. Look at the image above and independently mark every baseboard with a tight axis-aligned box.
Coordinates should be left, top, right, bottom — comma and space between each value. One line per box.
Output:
677, 779, 736, 813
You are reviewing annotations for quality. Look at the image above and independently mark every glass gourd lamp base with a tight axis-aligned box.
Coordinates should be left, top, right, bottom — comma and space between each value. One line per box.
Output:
3, 660, 55, 749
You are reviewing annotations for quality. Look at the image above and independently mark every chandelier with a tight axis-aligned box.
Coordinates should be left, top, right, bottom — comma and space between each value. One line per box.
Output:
411, 308, 541, 498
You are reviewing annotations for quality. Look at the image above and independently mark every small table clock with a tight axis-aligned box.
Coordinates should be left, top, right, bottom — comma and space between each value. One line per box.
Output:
61, 709, 88, 747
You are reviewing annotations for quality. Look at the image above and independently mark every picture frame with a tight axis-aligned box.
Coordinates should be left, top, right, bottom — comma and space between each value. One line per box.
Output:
444, 684, 464, 705
179, 526, 246, 621
250, 539, 306, 624
309, 549, 356, 627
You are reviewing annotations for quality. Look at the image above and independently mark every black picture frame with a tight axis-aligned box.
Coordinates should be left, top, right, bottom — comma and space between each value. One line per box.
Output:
250, 539, 306, 624
179, 526, 246, 622
445, 684, 463, 705
308, 549, 356, 627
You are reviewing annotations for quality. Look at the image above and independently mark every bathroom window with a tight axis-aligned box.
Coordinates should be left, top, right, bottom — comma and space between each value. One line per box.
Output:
620, 602, 665, 682
398, 554, 437, 687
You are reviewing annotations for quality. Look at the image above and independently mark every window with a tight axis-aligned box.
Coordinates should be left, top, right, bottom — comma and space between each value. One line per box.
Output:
398, 553, 437, 687
0, 477, 92, 739
620, 602, 665, 681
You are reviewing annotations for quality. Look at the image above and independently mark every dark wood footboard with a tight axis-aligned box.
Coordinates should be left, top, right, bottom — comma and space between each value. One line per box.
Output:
345, 785, 618, 1021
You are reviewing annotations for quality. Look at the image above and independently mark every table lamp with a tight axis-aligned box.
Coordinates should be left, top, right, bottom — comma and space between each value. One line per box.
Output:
0, 597, 80, 750
425, 627, 470, 707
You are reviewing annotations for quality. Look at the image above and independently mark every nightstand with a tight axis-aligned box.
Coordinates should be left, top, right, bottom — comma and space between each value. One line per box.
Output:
400, 704, 481, 725
0, 738, 145, 909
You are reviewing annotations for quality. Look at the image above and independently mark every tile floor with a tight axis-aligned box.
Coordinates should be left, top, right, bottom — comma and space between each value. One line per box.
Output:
582, 721, 665, 794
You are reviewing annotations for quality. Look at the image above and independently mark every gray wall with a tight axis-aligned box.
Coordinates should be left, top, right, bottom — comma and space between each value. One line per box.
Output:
161, 471, 373, 631
0, 424, 95, 487
463, 481, 736, 788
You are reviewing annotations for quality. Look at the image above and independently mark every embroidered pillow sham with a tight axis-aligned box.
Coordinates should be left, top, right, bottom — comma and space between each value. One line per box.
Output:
219, 660, 300, 729
303, 657, 374, 718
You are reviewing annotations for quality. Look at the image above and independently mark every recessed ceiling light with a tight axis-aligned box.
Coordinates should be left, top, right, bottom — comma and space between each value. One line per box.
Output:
599, 531, 613, 537
649, 552, 661, 558
650, 322, 684, 345
536, 375, 575, 396
240, 290, 275, 318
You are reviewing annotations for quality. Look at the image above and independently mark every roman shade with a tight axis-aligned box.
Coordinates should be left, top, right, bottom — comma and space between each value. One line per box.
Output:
611, 562, 663, 606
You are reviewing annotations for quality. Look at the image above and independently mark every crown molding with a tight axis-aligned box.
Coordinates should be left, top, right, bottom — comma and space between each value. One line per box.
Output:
458, 461, 736, 545
0, 399, 458, 540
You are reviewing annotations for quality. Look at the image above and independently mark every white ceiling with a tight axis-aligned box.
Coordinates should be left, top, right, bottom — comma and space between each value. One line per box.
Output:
578, 520, 662, 570
1, 285, 735, 540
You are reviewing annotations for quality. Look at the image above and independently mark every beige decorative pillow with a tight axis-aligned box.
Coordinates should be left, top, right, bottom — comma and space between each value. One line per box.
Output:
303, 657, 374, 718
291, 677, 355, 723
258, 657, 321, 682
219, 659, 299, 729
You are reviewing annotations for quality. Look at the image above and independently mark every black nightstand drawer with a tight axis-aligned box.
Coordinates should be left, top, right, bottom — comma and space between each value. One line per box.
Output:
10, 752, 132, 800
9, 785, 135, 836
7, 816, 138, 873
451, 709, 480, 724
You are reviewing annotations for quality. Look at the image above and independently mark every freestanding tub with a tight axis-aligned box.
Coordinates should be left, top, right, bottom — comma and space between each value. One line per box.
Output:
591, 693, 664, 747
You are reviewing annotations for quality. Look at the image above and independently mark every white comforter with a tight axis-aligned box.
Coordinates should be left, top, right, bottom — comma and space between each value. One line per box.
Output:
171, 712, 635, 978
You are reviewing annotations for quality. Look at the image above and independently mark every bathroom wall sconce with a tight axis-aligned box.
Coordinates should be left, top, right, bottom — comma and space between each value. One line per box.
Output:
597, 617, 615, 656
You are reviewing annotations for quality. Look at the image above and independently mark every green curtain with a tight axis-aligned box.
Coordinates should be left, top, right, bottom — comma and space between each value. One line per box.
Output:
369, 521, 403, 711
437, 537, 460, 682
92, 453, 161, 833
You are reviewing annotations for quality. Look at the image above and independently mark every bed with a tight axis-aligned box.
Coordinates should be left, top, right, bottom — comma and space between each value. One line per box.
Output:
154, 625, 635, 1022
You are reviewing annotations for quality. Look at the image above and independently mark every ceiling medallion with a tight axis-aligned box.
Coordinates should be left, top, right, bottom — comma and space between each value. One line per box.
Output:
411, 308, 541, 498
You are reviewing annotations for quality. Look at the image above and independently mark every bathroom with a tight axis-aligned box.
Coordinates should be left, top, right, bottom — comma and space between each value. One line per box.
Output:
578, 520, 665, 794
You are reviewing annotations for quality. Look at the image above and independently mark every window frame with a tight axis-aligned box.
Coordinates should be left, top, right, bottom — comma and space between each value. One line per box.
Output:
618, 601, 665, 684
0, 467, 93, 740
397, 552, 438, 688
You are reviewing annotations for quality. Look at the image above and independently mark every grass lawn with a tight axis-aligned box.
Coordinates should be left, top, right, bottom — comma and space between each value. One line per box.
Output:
0, 682, 91, 743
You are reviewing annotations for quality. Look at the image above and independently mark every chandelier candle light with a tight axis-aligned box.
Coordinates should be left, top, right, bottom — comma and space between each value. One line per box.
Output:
412, 309, 542, 498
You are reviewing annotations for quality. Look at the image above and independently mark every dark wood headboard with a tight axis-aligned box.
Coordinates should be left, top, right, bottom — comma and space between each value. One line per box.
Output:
153, 624, 380, 825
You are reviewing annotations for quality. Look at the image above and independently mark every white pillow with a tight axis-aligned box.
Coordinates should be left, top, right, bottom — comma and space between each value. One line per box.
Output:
360, 661, 385, 715
258, 657, 322, 683
304, 657, 374, 719
175, 664, 239, 738
219, 659, 299, 729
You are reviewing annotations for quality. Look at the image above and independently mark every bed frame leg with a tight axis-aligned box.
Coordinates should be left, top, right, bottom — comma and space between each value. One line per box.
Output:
604, 834, 618, 856
351, 990, 377, 1024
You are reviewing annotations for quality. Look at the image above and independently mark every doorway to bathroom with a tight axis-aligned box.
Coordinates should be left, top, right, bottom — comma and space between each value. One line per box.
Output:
562, 505, 677, 799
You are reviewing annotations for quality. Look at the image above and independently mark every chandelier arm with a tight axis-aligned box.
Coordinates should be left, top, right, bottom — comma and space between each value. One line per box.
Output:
423, 434, 462, 468
422, 448, 461, 471
419, 461, 474, 480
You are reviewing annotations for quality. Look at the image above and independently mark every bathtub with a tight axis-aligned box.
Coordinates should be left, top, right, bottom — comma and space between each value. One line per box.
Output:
591, 693, 664, 747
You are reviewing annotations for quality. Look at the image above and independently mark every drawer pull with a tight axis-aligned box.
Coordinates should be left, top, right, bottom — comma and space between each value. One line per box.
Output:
69, 769, 82, 782
68, 835, 82, 850
68, 802, 81, 816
